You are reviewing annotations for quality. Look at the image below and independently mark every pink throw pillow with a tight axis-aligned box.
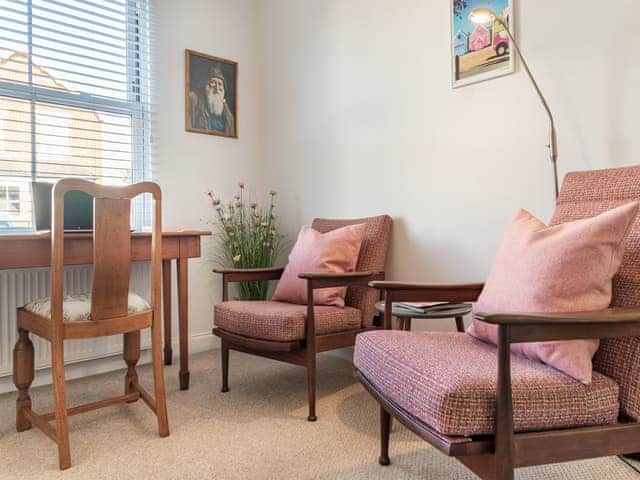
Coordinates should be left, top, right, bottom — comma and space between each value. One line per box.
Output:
272, 223, 367, 307
468, 202, 639, 384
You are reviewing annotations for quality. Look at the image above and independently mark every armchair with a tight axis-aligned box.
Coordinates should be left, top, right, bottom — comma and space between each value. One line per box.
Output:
354, 166, 640, 480
212, 215, 392, 421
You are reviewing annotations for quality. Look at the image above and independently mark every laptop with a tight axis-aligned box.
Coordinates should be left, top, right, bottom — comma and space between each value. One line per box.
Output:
32, 182, 94, 233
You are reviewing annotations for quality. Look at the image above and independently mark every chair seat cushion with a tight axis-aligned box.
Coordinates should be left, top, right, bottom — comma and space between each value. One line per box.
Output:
354, 331, 620, 436
214, 301, 362, 341
23, 293, 150, 322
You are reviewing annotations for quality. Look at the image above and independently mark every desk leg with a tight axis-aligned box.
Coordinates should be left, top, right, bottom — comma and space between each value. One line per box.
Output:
177, 257, 190, 390
455, 316, 465, 333
162, 260, 172, 366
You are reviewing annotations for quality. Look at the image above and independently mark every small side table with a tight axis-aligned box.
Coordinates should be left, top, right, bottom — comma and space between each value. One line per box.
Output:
375, 301, 472, 332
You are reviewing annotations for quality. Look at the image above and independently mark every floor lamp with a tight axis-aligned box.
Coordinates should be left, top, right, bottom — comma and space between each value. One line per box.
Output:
469, 7, 559, 199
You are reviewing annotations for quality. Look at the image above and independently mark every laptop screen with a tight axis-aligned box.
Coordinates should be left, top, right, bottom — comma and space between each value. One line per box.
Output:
32, 182, 94, 231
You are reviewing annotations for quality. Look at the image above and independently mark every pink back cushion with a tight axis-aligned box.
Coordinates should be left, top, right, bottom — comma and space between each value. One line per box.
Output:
552, 166, 640, 419
311, 216, 392, 326
272, 223, 367, 307
468, 202, 639, 383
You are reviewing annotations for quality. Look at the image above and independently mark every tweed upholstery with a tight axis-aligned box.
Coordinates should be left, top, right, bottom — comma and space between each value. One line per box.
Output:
551, 166, 640, 419
23, 293, 150, 322
214, 301, 362, 341
354, 331, 620, 436
311, 215, 392, 327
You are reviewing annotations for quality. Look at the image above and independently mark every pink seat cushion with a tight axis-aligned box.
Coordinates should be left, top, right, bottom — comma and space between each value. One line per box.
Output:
468, 202, 639, 384
354, 331, 620, 436
215, 301, 362, 341
272, 224, 367, 307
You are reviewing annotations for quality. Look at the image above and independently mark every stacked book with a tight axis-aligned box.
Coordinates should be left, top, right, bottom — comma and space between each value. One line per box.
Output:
392, 302, 470, 314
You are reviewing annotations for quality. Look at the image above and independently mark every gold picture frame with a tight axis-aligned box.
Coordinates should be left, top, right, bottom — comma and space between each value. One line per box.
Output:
185, 49, 238, 138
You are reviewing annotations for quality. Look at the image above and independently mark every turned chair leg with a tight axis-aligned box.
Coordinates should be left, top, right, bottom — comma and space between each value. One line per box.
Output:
151, 319, 170, 438
13, 328, 34, 432
124, 331, 140, 402
306, 355, 317, 422
221, 341, 230, 393
50, 341, 71, 470
379, 406, 391, 465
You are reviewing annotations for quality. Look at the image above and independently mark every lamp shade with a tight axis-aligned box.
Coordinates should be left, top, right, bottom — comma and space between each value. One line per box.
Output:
469, 7, 496, 25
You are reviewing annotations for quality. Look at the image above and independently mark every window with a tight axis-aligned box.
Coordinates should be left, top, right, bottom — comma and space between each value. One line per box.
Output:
0, 0, 154, 231
0, 184, 21, 213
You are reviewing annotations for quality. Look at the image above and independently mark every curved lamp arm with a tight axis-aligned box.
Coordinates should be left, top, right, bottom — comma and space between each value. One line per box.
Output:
495, 18, 559, 198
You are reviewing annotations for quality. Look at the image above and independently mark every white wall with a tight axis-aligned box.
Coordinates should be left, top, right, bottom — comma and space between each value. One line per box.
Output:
155, 0, 264, 349
260, 0, 640, 328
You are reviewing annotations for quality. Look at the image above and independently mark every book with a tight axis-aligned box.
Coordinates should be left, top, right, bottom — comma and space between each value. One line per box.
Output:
393, 302, 470, 314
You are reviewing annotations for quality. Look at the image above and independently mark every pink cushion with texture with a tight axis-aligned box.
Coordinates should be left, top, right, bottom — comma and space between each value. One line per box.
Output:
468, 202, 639, 384
272, 223, 367, 306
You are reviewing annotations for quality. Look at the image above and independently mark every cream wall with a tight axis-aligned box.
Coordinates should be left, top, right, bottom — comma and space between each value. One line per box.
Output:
155, 0, 264, 350
259, 0, 640, 329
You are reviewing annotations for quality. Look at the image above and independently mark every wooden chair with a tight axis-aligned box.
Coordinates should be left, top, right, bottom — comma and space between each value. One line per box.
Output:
12, 178, 169, 470
212, 215, 392, 421
355, 165, 640, 480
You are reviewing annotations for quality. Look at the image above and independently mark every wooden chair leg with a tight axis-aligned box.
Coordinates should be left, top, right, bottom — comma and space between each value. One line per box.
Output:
50, 340, 71, 470
221, 341, 230, 393
124, 330, 140, 402
306, 355, 317, 422
13, 328, 34, 432
151, 318, 170, 438
379, 405, 391, 466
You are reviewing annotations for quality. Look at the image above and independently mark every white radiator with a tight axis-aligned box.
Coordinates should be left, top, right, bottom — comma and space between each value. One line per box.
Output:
0, 263, 151, 379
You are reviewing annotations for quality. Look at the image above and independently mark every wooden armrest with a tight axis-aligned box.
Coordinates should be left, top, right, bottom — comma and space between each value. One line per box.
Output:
475, 308, 640, 326
300, 271, 384, 289
368, 281, 484, 303
215, 267, 285, 301
475, 308, 640, 343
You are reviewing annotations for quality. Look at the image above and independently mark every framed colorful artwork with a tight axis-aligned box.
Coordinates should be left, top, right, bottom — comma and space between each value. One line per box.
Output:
185, 49, 238, 138
450, 0, 515, 88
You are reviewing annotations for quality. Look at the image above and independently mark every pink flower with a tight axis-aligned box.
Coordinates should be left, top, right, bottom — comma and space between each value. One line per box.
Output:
212, 198, 221, 206
238, 181, 245, 189
250, 202, 257, 209
233, 194, 241, 201
260, 221, 269, 227
215, 204, 222, 211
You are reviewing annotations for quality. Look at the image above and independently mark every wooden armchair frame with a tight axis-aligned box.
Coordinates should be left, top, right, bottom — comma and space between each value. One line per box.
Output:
357, 281, 640, 480
213, 267, 384, 421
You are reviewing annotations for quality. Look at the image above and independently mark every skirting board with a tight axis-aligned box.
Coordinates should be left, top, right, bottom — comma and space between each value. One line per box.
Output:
0, 333, 218, 395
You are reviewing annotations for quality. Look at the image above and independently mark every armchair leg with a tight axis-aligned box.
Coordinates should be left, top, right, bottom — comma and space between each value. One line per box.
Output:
13, 328, 34, 432
379, 405, 391, 466
221, 341, 230, 393
306, 356, 317, 422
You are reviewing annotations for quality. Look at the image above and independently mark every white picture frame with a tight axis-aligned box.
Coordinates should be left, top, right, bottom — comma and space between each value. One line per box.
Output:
450, 0, 515, 88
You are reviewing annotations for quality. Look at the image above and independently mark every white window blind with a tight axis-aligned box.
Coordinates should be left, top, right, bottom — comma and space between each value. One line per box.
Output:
0, 0, 155, 231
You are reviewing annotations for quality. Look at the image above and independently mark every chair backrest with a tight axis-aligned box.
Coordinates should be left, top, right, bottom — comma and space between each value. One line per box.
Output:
51, 179, 162, 326
551, 165, 640, 420
311, 215, 392, 327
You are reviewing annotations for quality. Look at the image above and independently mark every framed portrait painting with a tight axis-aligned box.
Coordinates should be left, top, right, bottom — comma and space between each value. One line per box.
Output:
450, 0, 515, 88
185, 49, 238, 138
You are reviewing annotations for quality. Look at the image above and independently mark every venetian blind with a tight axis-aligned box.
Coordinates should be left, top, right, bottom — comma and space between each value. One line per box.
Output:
0, 0, 155, 231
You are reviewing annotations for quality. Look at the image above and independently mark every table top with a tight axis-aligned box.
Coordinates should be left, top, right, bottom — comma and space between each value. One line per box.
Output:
375, 301, 472, 319
0, 229, 212, 241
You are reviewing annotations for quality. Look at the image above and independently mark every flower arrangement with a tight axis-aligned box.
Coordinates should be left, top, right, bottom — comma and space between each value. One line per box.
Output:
207, 181, 284, 301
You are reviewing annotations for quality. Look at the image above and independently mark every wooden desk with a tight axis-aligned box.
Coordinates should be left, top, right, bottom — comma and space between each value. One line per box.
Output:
0, 230, 211, 390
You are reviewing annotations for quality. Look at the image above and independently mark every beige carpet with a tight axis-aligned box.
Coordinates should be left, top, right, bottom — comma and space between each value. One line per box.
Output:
0, 349, 639, 479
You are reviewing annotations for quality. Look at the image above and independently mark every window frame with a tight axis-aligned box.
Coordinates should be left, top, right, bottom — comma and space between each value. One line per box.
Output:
0, 0, 151, 233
